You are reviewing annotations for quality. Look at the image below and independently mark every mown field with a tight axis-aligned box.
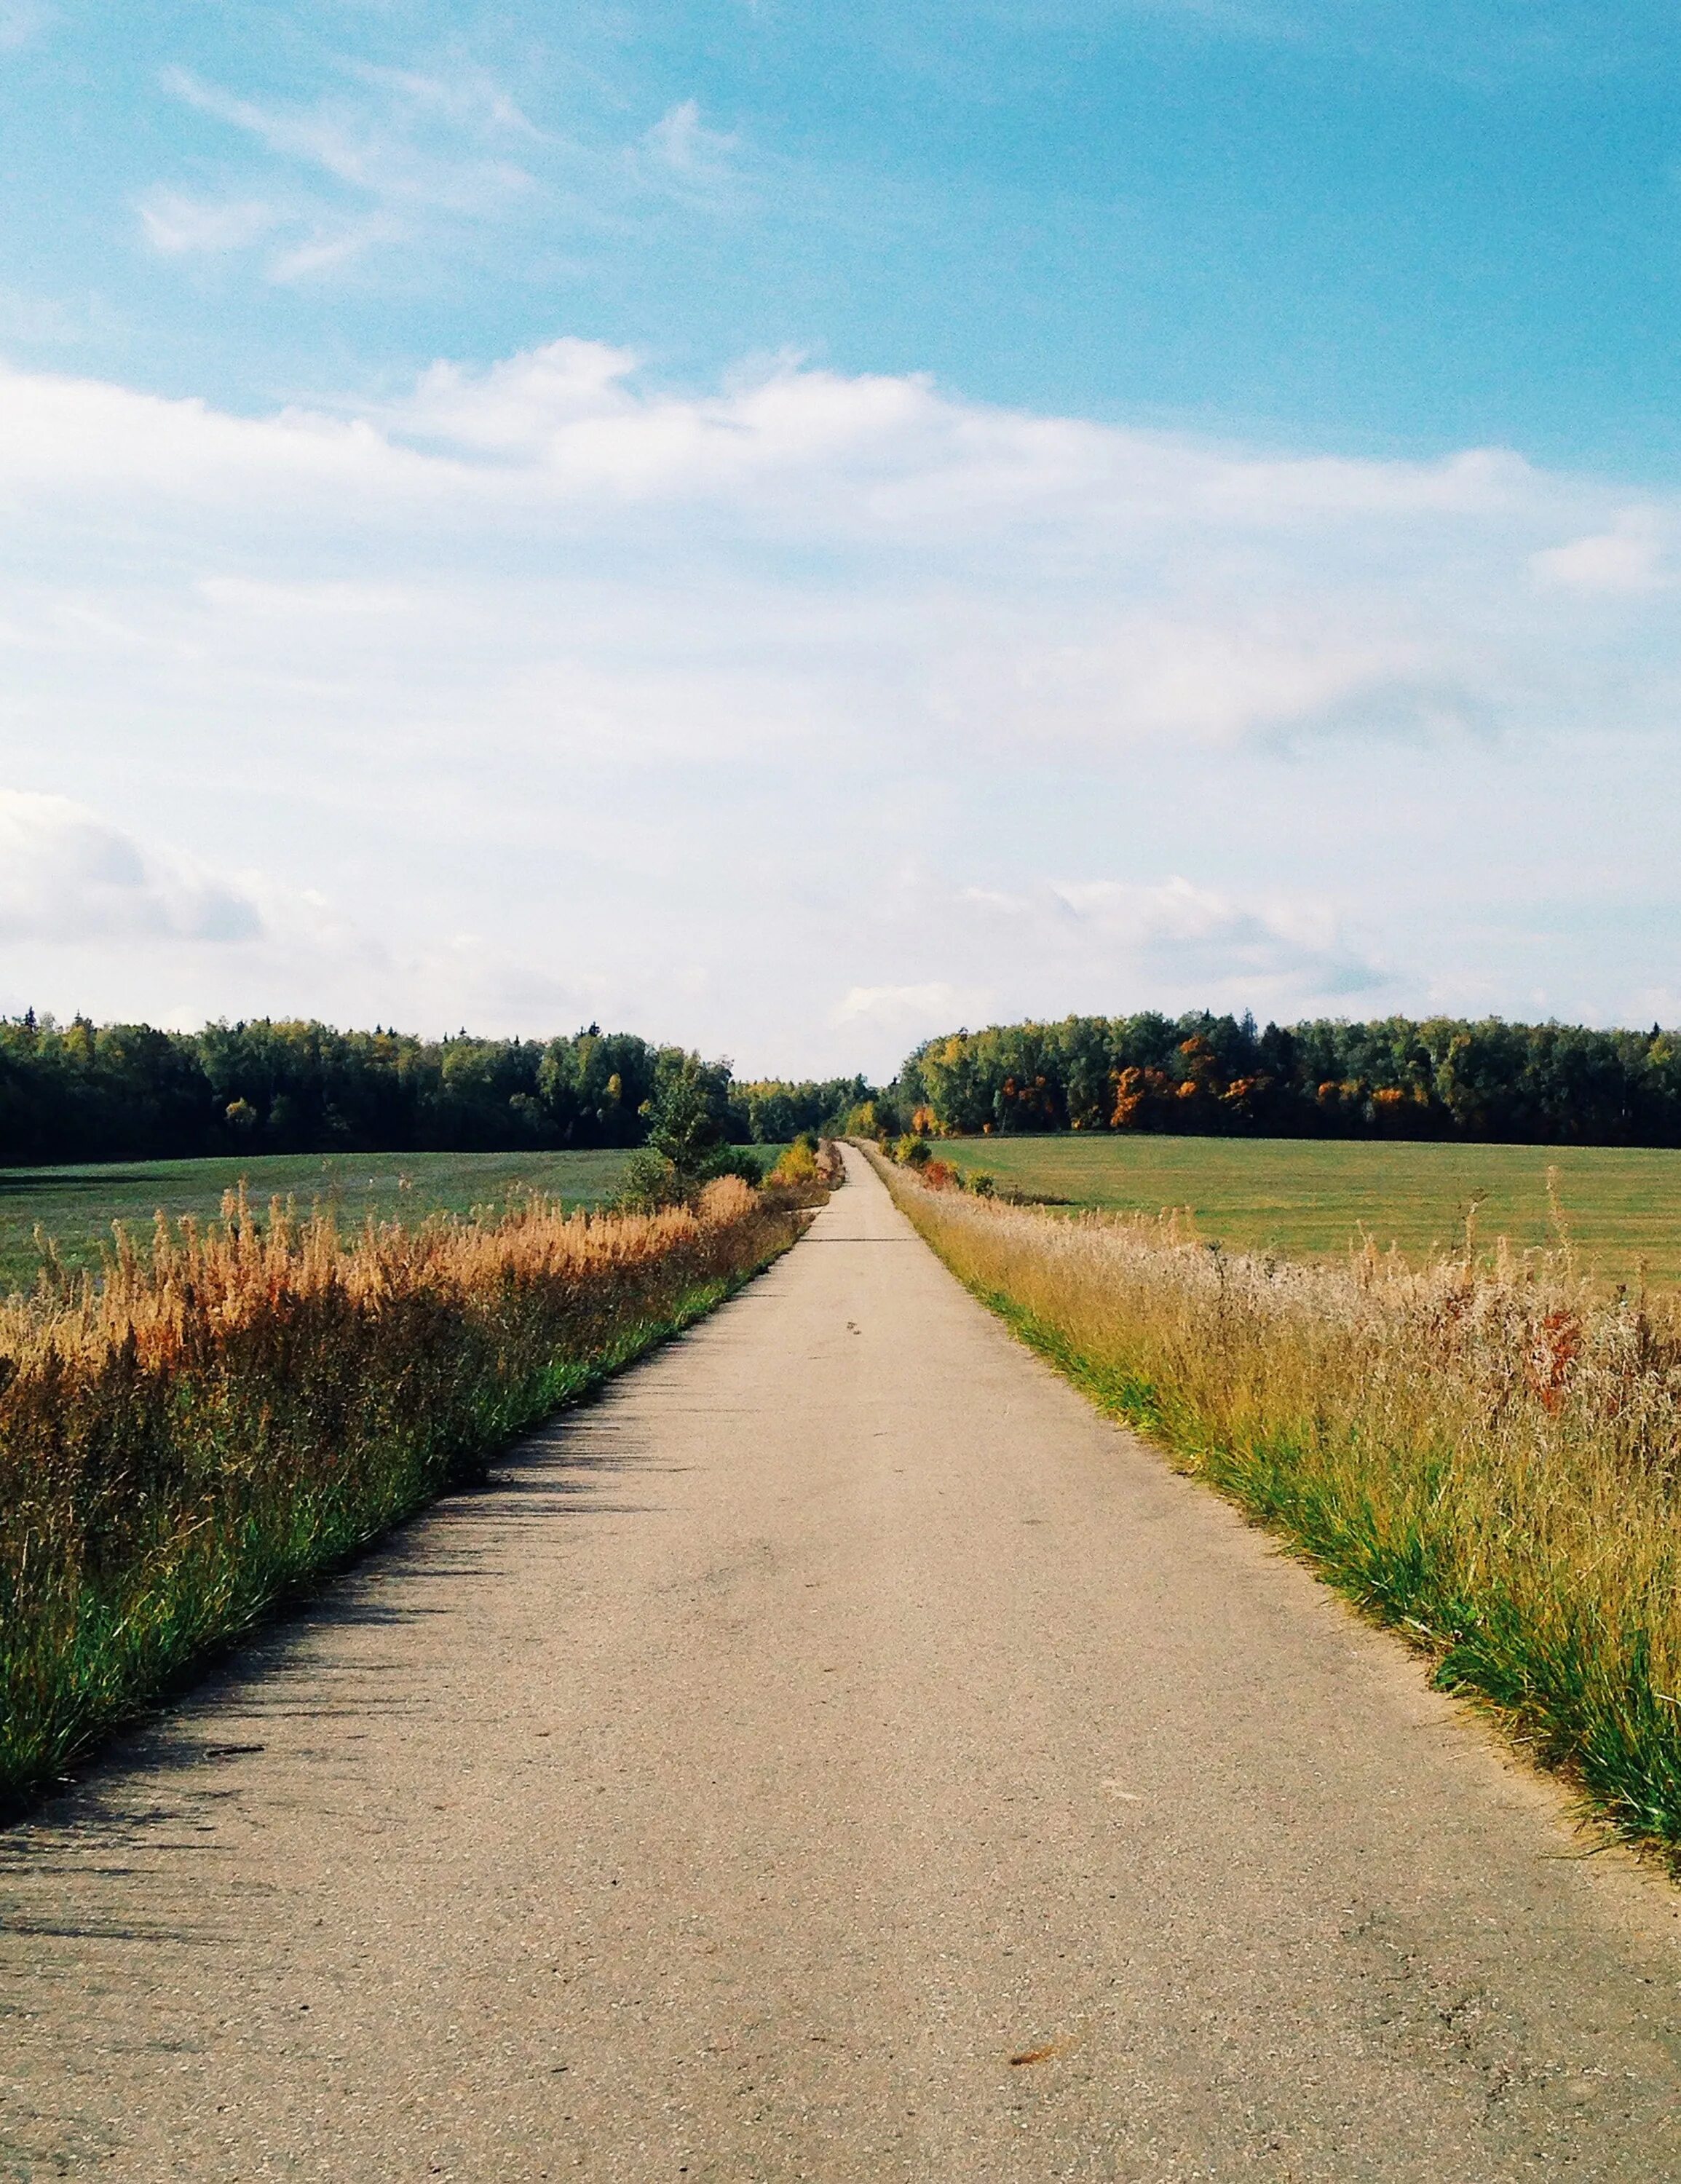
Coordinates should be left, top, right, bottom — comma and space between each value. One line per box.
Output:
0, 1148, 786, 1296
923, 1135, 1681, 1287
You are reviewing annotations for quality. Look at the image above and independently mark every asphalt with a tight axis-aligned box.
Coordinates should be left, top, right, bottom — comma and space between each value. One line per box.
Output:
4, 1144, 1681, 2181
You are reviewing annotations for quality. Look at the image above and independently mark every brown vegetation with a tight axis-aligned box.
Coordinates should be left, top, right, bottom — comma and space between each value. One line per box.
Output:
1, 1174, 819, 1809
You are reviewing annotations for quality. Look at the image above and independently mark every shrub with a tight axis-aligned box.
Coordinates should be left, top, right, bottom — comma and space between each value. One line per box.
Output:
701, 1147, 766, 1188
616, 1147, 683, 1211
770, 1141, 820, 1186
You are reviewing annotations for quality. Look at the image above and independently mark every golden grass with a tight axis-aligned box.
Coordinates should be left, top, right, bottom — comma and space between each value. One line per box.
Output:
872, 1150, 1681, 1855
1, 1176, 815, 1808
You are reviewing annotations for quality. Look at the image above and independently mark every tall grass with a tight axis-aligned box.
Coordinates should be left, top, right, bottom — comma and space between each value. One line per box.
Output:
1, 1176, 815, 1811
874, 1150, 1681, 1856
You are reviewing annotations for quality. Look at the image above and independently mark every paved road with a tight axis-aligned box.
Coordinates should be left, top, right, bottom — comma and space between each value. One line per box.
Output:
5, 1147, 1681, 2181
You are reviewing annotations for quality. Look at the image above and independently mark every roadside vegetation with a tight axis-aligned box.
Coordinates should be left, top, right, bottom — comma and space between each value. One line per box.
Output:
0, 1101, 839, 1813
0, 1144, 792, 1296
0, 1147, 634, 1295
871, 1145, 1681, 1859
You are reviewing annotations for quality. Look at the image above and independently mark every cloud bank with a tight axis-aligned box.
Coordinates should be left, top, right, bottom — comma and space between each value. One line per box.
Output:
1, 342, 1678, 1071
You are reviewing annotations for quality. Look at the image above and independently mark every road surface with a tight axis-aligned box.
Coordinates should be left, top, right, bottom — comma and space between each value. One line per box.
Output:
4, 1145, 1680, 2180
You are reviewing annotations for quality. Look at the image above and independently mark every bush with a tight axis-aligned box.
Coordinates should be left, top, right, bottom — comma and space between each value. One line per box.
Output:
703, 1147, 766, 1187
615, 1147, 682, 1211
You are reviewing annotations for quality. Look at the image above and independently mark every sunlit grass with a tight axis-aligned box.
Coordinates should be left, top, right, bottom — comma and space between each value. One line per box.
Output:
877, 1150, 1681, 1857
0, 1173, 811, 1811
0, 1146, 788, 1295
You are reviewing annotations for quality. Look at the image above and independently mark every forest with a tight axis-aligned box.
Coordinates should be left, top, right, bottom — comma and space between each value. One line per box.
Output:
893, 1010, 1681, 1145
0, 1012, 869, 1166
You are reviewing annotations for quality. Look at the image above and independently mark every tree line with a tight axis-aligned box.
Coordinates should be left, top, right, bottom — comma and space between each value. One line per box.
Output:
0, 1013, 872, 1166
25, 998, 1677, 1163
890, 1011, 1681, 1145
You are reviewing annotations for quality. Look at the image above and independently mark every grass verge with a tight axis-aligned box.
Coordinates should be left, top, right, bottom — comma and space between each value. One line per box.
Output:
1, 1176, 816, 1816
869, 1147, 1681, 1861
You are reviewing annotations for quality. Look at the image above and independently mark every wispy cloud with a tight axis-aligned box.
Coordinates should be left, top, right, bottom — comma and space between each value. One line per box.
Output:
1048, 877, 1388, 999
160, 64, 539, 214
138, 189, 284, 258
634, 99, 746, 206
142, 59, 749, 285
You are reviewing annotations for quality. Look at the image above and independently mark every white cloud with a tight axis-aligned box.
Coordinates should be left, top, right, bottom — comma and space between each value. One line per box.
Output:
833, 981, 995, 1031
1, 344, 1680, 1072
0, 792, 263, 944
838, 872, 1389, 1056
1531, 508, 1672, 593
1048, 877, 1388, 998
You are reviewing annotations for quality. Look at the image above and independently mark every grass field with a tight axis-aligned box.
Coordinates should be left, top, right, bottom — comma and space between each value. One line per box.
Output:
922, 1134, 1681, 1287
0, 1147, 784, 1297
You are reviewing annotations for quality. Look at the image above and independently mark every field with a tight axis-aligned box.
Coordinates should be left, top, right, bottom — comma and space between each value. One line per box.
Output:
923, 1134, 1681, 1287
0, 1147, 784, 1297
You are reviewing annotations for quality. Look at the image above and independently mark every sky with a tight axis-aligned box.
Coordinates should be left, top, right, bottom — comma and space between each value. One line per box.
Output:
3, 3, 1681, 1078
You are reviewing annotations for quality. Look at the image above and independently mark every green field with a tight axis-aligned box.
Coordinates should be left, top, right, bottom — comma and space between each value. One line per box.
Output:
0, 1147, 783, 1297
925, 1134, 1681, 1287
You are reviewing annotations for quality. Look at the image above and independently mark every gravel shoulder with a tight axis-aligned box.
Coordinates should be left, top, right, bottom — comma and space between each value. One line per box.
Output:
4, 1145, 1680, 2181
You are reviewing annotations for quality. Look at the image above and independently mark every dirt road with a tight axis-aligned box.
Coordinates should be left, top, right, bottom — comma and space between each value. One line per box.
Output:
5, 1146, 1681, 2180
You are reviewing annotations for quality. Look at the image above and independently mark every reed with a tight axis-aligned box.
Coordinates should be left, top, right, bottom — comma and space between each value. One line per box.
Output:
874, 1150, 1681, 1856
1, 1175, 813, 1810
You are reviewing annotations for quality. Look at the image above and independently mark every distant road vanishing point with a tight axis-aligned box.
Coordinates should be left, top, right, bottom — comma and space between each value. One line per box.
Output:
4, 1145, 1681, 2181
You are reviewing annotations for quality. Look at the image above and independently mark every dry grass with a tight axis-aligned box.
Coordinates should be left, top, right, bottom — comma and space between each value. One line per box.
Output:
1, 1176, 815, 1810
873, 1149, 1681, 1856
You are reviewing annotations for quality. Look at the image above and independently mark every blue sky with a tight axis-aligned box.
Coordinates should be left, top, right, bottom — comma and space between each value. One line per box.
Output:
3, 1, 1681, 1074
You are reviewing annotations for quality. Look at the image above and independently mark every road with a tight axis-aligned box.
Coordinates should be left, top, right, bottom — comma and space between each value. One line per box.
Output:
4, 1144, 1681, 2181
